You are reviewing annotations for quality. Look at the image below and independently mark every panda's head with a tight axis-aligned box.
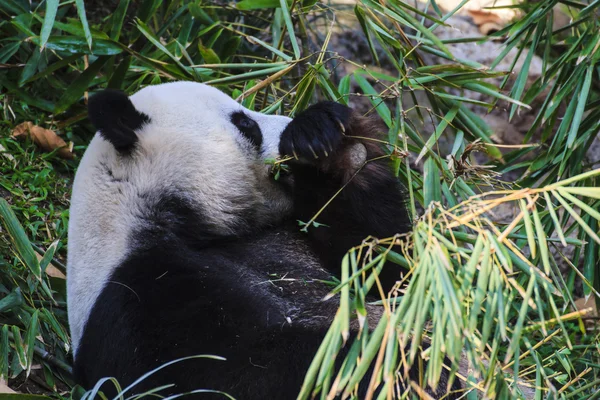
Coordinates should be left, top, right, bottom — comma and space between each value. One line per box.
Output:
83, 81, 293, 234
67, 82, 292, 353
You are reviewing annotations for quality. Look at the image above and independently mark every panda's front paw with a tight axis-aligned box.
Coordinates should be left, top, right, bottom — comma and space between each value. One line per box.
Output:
279, 102, 352, 162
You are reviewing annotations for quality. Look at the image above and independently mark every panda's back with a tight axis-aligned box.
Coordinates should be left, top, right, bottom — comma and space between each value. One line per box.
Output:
74, 224, 337, 398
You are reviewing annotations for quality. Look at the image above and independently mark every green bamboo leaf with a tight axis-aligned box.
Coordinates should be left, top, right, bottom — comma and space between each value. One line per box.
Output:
39, 0, 59, 49
0, 0, 29, 13
11, 326, 27, 370
205, 65, 287, 85
458, 235, 484, 300
583, 217, 598, 298
175, 13, 194, 58
519, 199, 537, 259
0, 75, 55, 112
0, 199, 41, 280
0, 41, 21, 63
55, 56, 110, 114
279, 0, 300, 59
18, 47, 42, 87
355, 5, 380, 64
297, 322, 336, 399
21, 54, 80, 85
24, 310, 39, 376
316, 67, 344, 104
566, 64, 594, 148
237, 0, 281, 10
31, 36, 123, 56
198, 40, 221, 65
0, 325, 8, 380
110, 0, 131, 40
74, 0, 92, 50
291, 73, 316, 114
39, 240, 59, 274
462, 82, 531, 110
342, 314, 388, 396
0, 288, 24, 313
339, 255, 350, 343
135, 19, 190, 75
107, 55, 132, 89
245, 35, 292, 61
353, 72, 392, 127
40, 309, 70, 352
558, 189, 600, 225
361, 0, 453, 58
560, 186, 600, 200
553, 191, 600, 244
423, 158, 442, 208
315, 321, 341, 393
337, 75, 351, 106
543, 191, 567, 247
504, 275, 536, 364
468, 238, 491, 332
189, 2, 214, 24
416, 103, 459, 163
455, 105, 503, 160
531, 202, 551, 275
509, 29, 538, 120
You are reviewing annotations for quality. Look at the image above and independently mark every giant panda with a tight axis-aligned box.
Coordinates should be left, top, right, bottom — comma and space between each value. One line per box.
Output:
67, 81, 460, 399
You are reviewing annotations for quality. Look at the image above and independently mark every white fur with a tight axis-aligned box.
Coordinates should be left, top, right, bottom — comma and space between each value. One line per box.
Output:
67, 82, 292, 355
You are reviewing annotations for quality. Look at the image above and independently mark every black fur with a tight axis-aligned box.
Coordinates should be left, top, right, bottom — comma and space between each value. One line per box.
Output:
280, 102, 410, 292
231, 112, 263, 151
75, 102, 460, 399
88, 89, 149, 152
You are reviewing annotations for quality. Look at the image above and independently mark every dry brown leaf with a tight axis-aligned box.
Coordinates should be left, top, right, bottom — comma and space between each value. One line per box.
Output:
12, 122, 75, 159
35, 252, 66, 279
467, 9, 505, 26
575, 297, 598, 318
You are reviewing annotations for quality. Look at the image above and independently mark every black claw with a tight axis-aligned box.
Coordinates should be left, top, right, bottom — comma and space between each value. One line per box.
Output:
279, 101, 353, 163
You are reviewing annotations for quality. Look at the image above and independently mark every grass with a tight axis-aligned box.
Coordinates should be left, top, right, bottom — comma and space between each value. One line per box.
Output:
0, 0, 599, 398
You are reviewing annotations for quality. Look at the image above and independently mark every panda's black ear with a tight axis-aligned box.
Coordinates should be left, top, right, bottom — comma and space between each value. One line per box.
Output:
88, 89, 150, 152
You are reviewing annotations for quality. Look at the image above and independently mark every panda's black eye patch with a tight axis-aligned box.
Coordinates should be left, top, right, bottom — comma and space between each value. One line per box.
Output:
231, 112, 263, 151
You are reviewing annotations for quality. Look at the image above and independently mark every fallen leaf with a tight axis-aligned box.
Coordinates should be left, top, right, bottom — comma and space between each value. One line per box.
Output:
12, 122, 75, 159
575, 297, 598, 318
35, 252, 66, 280
467, 9, 505, 26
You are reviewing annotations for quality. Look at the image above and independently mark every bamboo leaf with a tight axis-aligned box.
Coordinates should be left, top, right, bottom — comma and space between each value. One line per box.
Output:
566, 64, 594, 148
237, 0, 281, 10
0, 325, 8, 380
279, 0, 300, 59
0, 199, 41, 280
31, 36, 123, 56
39, 0, 59, 49
55, 56, 110, 114
519, 199, 537, 259
416, 103, 459, 163
24, 310, 39, 376
74, 0, 92, 50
